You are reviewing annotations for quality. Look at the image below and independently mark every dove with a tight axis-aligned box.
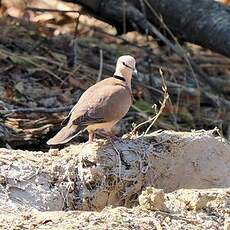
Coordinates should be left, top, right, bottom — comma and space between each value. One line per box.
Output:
47, 55, 137, 145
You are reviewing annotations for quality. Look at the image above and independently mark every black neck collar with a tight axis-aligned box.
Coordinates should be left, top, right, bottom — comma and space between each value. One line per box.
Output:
114, 75, 126, 82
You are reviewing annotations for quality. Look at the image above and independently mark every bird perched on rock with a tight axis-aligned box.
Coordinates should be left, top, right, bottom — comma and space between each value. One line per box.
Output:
47, 55, 137, 145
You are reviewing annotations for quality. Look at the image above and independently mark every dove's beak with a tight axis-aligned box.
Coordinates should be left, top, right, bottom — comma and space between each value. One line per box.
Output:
133, 68, 139, 78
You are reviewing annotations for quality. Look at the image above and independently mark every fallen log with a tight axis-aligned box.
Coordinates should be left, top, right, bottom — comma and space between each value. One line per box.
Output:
65, 0, 230, 58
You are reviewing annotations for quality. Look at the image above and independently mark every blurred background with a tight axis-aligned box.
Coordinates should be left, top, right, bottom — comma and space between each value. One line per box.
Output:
0, 0, 229, 150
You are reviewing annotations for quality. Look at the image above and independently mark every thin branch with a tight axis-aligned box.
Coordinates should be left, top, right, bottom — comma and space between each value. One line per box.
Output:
142, 0, 220, 92
132, 69, 169, 134
97, 49, 103, 82
1, 106, 72, 116
26, 7, 80, 14
122, 0, 127, 34
71, 13, 82, 67
144, 69, 169, 134
127, 4, 185, 58
74, 13, 82, 38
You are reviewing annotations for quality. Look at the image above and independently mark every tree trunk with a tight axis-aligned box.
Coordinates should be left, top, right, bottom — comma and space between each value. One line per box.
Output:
65, 0, 230, 58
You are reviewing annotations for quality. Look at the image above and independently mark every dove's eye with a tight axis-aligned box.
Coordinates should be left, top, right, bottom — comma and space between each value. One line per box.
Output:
122, 62, 134, 70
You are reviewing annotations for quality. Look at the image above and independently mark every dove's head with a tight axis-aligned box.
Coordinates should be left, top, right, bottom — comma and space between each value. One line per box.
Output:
114, 55, 137, 88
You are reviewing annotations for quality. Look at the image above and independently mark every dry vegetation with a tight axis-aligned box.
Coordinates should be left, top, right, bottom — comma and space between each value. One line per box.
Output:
0, 0, 230, 229
0, 0, 230, 150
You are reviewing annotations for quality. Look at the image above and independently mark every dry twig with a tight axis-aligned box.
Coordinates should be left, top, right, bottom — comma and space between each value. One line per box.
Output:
132, 69, 169, 134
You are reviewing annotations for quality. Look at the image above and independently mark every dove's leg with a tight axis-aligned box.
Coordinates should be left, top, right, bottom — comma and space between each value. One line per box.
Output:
88, 131, 95, 143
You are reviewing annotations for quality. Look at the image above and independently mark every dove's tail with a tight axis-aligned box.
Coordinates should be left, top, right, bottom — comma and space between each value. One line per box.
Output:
47, 125, 85, 145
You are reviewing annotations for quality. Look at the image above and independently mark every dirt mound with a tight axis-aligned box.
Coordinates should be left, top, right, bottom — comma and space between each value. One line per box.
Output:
0, 129, 229, 211
0, 130, 229, 229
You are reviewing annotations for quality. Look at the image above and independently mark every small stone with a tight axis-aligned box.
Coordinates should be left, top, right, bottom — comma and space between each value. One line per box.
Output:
224, 221, 230, 230
165, 217, 171, 223
49, 149, 60, 156
139, 187, 165, 211
0, 175, 6, 186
